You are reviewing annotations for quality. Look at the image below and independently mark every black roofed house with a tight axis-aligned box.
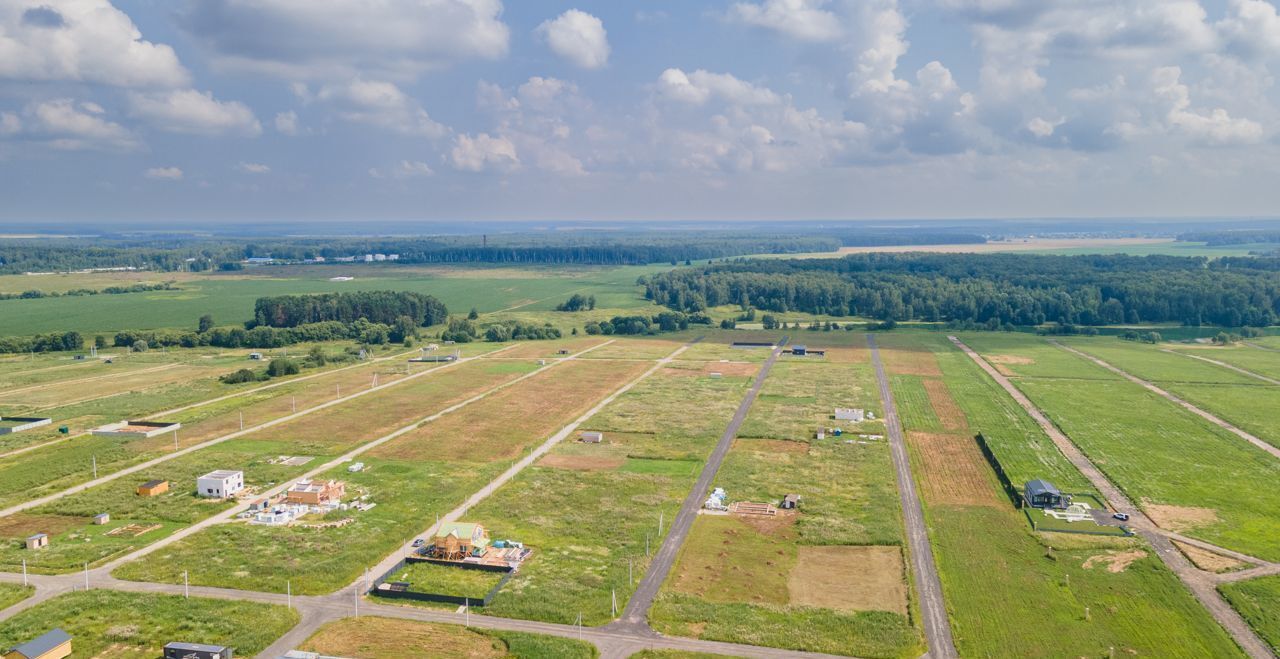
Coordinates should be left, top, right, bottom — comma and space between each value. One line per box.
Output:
1024, 479, 1067, 509
5, 628, 72, 659
162, 641, 233, 659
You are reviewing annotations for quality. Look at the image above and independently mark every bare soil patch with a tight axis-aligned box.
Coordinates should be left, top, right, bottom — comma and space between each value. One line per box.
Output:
788, 545, 908, 615
301, 616, 505, 659
491, 338, 608, 359
1144, 502, 1220, 533
820, 347, 869, 363
1173, 541, 1246, 573
0, 513, 84, 538
881, 348, 941, 377
908, 432, 999, 506
537, 454, 624, 471
1082, 549, 1147, 573
663, 361, 757, 378
987, 354, 1035, 366
922, 378, 967, 431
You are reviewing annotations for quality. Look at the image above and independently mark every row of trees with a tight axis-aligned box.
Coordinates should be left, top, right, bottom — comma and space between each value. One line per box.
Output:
252, 291, 449, 328
555, 294, 597, 311
113, 318, 406, 350
583, 311, 712, 336
0, 281, 174, 301
0, 331, 84, 354
642, 253, 1280, 327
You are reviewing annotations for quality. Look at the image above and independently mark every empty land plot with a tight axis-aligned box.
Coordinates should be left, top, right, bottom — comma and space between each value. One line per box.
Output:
579, 337, 683, 360
907, 432, 1001, 507
1016, 376, 1280, 560
1220, 575, 1280, 654
113, 456, 507, 594
1156, 383, 1280, 450
298, 617, 597, 659
0, 362, 239, 410
928, 505, 1244, 658
241, 359, 539, 455
877, 345, 941, 376
468, 368, 755, 626
737, 361, 880, 441
0, 590, 298, 658
1061, 338, 1259, 385
960, 333, 1120, 381
1172, 344, 1280, 380
790, 546, 907, 615
675, 341, 776, 363
889, 375, 943, 432
372, 359, 647, 463
486, 337, 610, 359
0, 358, 156, 392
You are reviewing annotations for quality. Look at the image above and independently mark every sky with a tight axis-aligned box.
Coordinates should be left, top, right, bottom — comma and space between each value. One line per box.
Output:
2, 0, 1280, 224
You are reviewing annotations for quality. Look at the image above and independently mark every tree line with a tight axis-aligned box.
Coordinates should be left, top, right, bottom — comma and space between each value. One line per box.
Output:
251, 291, 449, 328
642, 253, 1280, 327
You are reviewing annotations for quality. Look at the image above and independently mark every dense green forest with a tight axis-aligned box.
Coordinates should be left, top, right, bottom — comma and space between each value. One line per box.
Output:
1177, 230, 1280, 245
251, 291, 449, 328
643, 253, 1280, 327
0, 230, 987, 273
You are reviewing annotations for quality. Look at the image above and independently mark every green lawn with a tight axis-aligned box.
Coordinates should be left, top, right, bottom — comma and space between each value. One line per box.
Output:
0, 583, 33, 610
1220, 575, 1280, 654
384, 561, 507, 601
0, 590, 299, 657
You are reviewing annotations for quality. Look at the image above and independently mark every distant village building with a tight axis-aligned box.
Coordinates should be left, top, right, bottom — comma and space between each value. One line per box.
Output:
162, 642, 232, 659
428, 522, 490, 560
24, 533, 48, 550
137, 480, 169, 497
197, 470, 244, 499
285, 479, 345, 506
91, 420, 181, 439
580, 431, 603, 444
93, 513, 109, 525
834, 408, 865, 422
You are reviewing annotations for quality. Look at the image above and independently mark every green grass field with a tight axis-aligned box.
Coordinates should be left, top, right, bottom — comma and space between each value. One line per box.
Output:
1167, 344, 1280, 380
384, 560, 507, 601
0, 583, 32, 610
0, 263, 666, 336
1219, 575, 1280, 654
0, 590, 299, 657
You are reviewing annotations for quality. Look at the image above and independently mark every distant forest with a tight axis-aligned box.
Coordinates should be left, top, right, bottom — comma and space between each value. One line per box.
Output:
0, 230, 986, 273
252, 291, 449, 328
643, 253, 1280, 327
1177, 230, 1280, 246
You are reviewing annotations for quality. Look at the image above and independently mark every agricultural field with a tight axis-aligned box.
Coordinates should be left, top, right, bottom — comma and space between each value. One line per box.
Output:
464, 359, 757, 627
297, 616, 598, 659
0, 263, 666, 337
1220, 575, 1280, 654
0, 590, 299, 657
650, 347, 917, 658
112, 352, 661, 594
882, 332, 1247, 658
1166, 343, 1280, 380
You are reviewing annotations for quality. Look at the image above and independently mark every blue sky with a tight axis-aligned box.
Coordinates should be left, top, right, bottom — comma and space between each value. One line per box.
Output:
2, 0, 1279, 223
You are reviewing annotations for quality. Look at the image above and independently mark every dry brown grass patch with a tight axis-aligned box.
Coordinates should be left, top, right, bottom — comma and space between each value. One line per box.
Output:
881, 348, 941, 376
788, 546, 908, 615
491, 338, 609, 359
732, 438, 810, 455
537, 454, 624, 471
301, 617, 505, 659
908, 432, 999, 506
0, 513, 84, 539
1173, 541, 1247, 573
1082, 549, 1147, 573
663, 362, 757, 378
922, 378, 967, 431
820, 347, 869, 363
1143, 503, 1220, 533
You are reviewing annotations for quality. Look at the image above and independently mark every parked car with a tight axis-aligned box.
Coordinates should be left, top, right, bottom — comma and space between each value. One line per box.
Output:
411, 538, 424, 547
1112, 512, 1130, 521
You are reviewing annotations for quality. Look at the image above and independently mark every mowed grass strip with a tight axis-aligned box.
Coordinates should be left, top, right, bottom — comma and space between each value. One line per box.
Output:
0, 590, 299, 658
1017, 376, 1280, 560
299, 616, 598, 659
243, 358, 540, 455
371, 359, 650, 463
1219, 575, 1280, 654
112, 456, 507, 594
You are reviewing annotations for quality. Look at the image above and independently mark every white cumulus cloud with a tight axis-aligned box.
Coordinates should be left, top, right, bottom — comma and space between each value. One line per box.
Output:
314, 79, 447, 138
237, 162, 270, 174
128, 89, 261, 136
29, 99, 137, 150
728, 0, 842, 42
144, 166, 183, 180
274, 111, 300, 135
537, 10, 610, 69
450, 132, 519, 172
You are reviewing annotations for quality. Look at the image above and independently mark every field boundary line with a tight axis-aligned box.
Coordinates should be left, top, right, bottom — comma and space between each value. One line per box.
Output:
356, 338, 694, 594
0, 346, 422, 461
1162, 349, 1280, 386
867, 335, 957, 659
612, 335, 775, 629
0, 344, 514, 519
1051, 341, 1280, 460
950, 335, 1274, 659
101, 340, 617, 573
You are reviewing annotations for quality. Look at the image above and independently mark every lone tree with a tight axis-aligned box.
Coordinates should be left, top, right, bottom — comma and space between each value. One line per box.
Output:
198, 314, 214, 333
468, 307, 479, 320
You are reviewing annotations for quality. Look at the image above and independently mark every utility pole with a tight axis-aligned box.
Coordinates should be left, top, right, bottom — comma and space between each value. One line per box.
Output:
84, 563, 89, 590
336, 384, 340, 397
173, 430, 178, 450
354, 584, 359, 617
292, 396, 296, 413
21, 559, 27, 586
659, 510, 664, 535
183, 570, 189, 598
612, 589, 617, 617
92, 455, 97, 479
287, 580, 292, 609
239, 411, 244, 431
465, 598, 470, 626
628, 559, 632, 585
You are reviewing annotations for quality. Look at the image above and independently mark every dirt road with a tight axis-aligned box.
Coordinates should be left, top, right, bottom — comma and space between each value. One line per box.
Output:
868, 334, 957, 659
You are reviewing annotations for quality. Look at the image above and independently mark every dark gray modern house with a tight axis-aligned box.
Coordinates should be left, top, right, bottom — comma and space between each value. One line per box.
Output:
1023, 479, 1067, 509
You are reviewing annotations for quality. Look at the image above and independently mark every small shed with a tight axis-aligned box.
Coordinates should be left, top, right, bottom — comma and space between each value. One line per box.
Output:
580, 431, 603, 444
709, 372, 722, 379
93, 513, 109, 525
5, 628, 71, 659
162, 642, 232, 659
248, 352, 263, 360
780, 494, 801, 510
1024, 479, 1066, 509
25, 533, 48, 550
137, 479, 169, 497
791, 345, 807, 356
557, 349, 570, 355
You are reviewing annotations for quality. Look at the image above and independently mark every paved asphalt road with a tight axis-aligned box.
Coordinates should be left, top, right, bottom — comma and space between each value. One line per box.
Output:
867, 335, 958, 659
953, 336, 1275, 659
613, 337, 784, 630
